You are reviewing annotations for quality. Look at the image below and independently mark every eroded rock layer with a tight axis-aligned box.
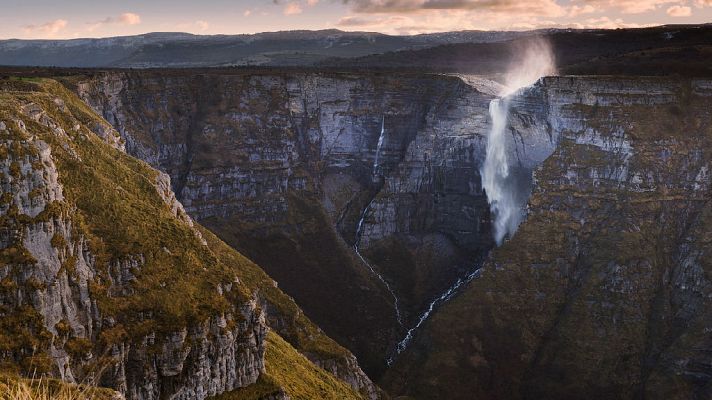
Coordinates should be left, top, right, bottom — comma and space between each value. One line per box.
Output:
384, 76, 712, 400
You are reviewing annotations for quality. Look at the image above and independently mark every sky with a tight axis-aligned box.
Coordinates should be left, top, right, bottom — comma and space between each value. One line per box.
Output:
1, 0, 711, 39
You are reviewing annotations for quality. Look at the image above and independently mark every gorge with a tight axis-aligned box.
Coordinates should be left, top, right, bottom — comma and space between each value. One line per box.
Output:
1, 26, 712, 400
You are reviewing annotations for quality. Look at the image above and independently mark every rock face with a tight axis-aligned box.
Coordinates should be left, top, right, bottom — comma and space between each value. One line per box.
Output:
383, 76, 712, 399
0, 78, 368, 400
0, 79, 267, 399
74, 70, 497, 375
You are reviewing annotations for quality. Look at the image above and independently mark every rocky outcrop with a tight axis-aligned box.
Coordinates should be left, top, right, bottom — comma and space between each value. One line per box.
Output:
0, 79, 266, 399
74, 71, 497, 377
383, 76, 712, 399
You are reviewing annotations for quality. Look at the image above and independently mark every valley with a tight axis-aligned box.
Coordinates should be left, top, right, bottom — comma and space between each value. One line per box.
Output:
1, 25, 712, 400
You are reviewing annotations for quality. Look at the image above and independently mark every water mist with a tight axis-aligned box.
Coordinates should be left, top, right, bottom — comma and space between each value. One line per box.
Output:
481, 38, 557, 245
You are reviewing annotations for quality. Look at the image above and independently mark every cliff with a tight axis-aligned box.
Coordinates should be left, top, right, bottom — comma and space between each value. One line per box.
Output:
0, 77, 372, 399
72, 70, 497, 375
383, 76, 712, 399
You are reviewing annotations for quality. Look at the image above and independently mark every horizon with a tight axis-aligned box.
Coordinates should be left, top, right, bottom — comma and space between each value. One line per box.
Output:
3, 0, 712, 40
2, 23, 711, 42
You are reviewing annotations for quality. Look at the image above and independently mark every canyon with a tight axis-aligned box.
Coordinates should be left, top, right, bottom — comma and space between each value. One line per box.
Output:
1, 31, 712, 399
72, 70, 499, 378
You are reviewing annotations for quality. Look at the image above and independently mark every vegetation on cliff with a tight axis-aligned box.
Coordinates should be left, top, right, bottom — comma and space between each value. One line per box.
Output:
0, 374, 120, 400
0, 76, 375, 398
215, 332, 362, 400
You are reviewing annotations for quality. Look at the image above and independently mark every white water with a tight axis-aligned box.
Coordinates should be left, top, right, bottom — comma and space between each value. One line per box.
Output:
373, 115, 386, 179
354, 199, 403, 326
481, 98, 519, 245
354, 116, 403, 325
481, 37, 557, 245
388, 266, 483, 365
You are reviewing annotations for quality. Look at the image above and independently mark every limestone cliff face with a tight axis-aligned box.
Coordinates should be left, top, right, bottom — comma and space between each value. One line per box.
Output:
75, 70, 496, 375
383, 76, 712, 399
0, 79, 267, 400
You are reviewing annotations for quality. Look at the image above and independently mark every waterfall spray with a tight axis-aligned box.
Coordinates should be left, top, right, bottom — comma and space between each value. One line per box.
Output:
481, 98, 518, 245
481, 38, 557, 245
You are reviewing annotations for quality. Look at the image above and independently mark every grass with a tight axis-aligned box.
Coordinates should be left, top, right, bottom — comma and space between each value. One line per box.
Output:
0, 77, 251, 378
1, 78, 250, 338
213, 332, 362, 400
199, 226, 349, 360
0, 76, 367, 397
0, 374, 118, 400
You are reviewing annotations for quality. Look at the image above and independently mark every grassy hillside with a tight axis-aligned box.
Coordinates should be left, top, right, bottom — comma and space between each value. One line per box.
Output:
215, 332, 362, 400
0, 77, 372, 397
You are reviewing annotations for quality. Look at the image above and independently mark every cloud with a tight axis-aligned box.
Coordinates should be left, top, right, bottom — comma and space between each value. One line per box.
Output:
575, 0, 683, 14
337, 15, 441, 34
344, 0, 566, 16
667, 5, 692, 15
118, 12, 142, 25
343, 0, 694, 21
337, 15, 413, 27
338, 7, 664, 34
307, 0, 319, 5
87, 12, 142, 32
196, 20, 210, 31
283, 2, 303, 14
23, 19, 68, 36
568, 16, 655, 28
244, 9, 253, 16
568, 4, 597, 16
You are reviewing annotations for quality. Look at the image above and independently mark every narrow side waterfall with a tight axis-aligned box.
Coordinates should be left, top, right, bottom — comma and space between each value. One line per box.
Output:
373, 115, 386, 179
388, 267, 482, 366
480, 98, 522, 245
354, 200, 403, 326
353, 115, 403, 326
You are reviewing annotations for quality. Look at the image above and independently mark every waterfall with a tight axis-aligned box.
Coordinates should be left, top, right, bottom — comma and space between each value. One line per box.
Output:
353, 115, 403, 326
387, 266, 482, 365
480, 98, 522, 245
354, 199, 403, 326
387, 37, 557, 365
373, 115, 386, 179
481, 37, 557, 245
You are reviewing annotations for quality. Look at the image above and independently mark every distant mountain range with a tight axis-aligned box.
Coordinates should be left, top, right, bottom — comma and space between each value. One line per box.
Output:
1, 25, 711, 76
0, 29, 548, 68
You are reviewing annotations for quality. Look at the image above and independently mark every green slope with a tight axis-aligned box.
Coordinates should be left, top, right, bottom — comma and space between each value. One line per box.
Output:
0, 77, 369, 398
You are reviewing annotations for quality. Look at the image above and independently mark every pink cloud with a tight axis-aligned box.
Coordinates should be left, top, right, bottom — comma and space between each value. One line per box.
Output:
667, 5, 692, 16
344, 0, 566, 17
23, 19, 68, 36
87, 12, 142, 32
576, 0, 683, 14
568, 4, 597, 16
196, 20, 210, 31
118, 13, 142, 25
284, 2, 303, 15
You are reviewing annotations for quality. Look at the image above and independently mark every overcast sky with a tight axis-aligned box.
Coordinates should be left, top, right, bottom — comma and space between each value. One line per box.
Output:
2, 0, 711, 39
